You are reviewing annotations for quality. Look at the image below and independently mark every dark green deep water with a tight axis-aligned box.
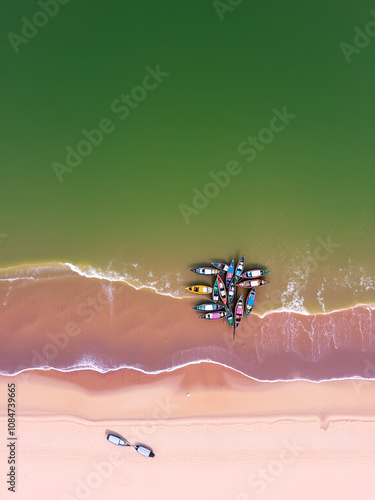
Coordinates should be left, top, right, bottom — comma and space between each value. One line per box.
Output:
1, 0, 374, 311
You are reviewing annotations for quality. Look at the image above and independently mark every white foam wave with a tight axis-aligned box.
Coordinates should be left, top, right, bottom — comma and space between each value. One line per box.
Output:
3, 358, 375, 384
1, 261, 374, 317
64, 262, 187, 300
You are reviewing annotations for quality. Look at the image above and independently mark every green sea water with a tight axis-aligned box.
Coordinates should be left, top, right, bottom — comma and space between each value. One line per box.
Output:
1, 0, 374, 311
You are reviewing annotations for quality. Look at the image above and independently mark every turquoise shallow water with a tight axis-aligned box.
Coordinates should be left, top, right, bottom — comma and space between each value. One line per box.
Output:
0, 0, 374, 313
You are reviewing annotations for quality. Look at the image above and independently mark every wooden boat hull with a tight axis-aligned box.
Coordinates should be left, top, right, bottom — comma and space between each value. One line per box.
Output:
226, 260, 235, 287
217, 275, 227, 305
227, 282, 235, 303
199, 311, 228, 320
236, 280, 269, 288
245, 289, 256, 317
233, 255, 245, 284
193, 303, 224, 312
241, 269, 269, 279
235, 296, 244, 328
212, 277, 220, 302
191, 267, 223, 275
185, 285, 213, 294
212, 262, 229, 272
224, 305, 234, 327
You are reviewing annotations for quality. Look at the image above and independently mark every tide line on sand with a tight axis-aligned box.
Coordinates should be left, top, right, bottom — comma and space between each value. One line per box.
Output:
3, 358, 375, 385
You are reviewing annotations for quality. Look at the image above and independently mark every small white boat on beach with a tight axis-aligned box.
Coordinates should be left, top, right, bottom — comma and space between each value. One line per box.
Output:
107, 434, 130, 446
107, 434, 155, 458
135, 445, 155, 458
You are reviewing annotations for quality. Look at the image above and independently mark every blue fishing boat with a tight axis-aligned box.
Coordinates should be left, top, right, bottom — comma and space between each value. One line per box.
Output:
193, 303, 224, 312
226, 260, 235, 288
233, 255, 245, 285
241, 269, 269, 279
227, 282, 235, 303
212, 262, 229, 272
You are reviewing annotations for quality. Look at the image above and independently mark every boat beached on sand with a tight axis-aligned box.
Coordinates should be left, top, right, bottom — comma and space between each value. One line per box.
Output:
226, 260, 235, 287
191, 267, 224, 275
241, 269, 269, 279
185, 285, 213, 294
225, 304, 234, 327
107, 434, 155, 458
227, 282, 235, 303
217, 275, 227, 305
193, 303, 224, 312
199, 311, 228, 320
237, 279, 269, 288
234, 295, 244, 338
212, 277, 220, 302
245, 289, 256, 317
188, 256, 269, 336
107, 434, 130, 446
212, 262, 229, 272
233, 255, 245, 285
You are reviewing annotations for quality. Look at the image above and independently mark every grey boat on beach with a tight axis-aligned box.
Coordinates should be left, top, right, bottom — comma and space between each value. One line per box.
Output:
107, 433, 155, 458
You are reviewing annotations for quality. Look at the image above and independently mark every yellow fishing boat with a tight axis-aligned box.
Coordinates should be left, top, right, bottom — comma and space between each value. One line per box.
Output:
185, 285, 212, 294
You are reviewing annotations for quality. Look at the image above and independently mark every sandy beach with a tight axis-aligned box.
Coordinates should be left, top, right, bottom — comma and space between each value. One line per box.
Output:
1, 364, 375, 499
2, 1, 375, 498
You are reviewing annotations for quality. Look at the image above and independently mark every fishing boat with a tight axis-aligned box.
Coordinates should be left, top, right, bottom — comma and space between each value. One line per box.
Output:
224, 304, 234, 327
199, 311, 228, 320
212, 262, 229, 272
227, 282, 235, 303
241, 269, 269, 279
107, 434, 155, 457
107, 434, 130, 446
245, 289, 256, 317
234, 295, 244, 338
233, 255, 245, 284
236, 279, 269, 288
226, 260, 235, 287
217, 275, 227, 305
135, 445, 155, 458
193, 303, 224, 312
191, 267, 223, 275
212, 277, 219, 302
185, 285, 213, 294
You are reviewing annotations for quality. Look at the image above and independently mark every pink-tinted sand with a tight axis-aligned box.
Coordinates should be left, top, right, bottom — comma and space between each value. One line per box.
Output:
1, 365, 375, 499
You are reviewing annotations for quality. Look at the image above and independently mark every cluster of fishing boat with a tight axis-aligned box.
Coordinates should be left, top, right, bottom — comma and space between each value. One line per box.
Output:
185, 256, 269, 338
